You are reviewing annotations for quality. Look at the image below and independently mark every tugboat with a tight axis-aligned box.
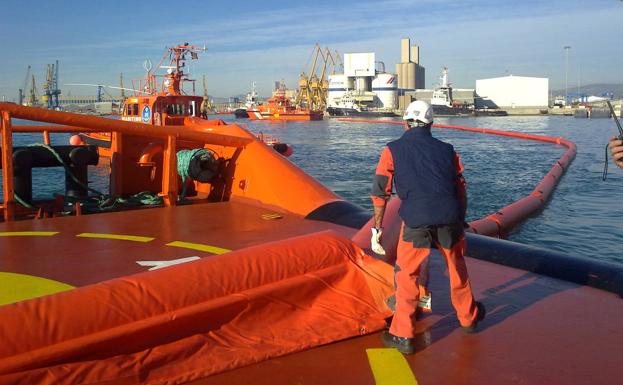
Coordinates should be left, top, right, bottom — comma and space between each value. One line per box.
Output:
77, 43, 207, 156
76, 44, 292, 157
326, 91, 397, 117
430, 67, 473, 116
247, 82, 323, 121
234, 82, 259, 119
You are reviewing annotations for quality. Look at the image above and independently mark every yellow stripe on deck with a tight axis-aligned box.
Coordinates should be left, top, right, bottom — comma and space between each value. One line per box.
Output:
76, 233, 155, 242
166, 241, 231, 254
0, 272, 74, 306
0, 231, 59, 237
366, 348, 418, 385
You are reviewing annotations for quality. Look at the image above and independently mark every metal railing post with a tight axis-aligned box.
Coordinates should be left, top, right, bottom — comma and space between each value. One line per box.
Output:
162, 134, 178, 206
110, 132, 123, 196
1, 111, 15, 221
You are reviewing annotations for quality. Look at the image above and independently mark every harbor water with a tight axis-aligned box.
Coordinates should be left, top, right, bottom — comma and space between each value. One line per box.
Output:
239, 115, 623, 264
4, 115, 623, 264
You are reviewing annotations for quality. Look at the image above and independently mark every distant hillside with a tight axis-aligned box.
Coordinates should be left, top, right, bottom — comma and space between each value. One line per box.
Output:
551, 84, 623, 99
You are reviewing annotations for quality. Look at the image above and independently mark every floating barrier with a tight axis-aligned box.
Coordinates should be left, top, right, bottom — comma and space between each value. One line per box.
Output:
0, 231, 393, 384
465, 233, 623, 298
340, 119, 577, 237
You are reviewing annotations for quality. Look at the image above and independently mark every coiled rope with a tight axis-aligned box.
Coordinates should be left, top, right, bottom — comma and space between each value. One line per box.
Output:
176, 148, 218, 198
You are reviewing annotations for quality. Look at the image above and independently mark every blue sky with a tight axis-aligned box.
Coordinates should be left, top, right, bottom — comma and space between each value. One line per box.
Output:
0, 0, 621, 100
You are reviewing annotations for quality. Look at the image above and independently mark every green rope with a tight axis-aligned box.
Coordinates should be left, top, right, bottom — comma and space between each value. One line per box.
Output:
28, 143, 105, 196
13, 193, 35, 209
9, 144, 163, 213
176, 148, 217, 199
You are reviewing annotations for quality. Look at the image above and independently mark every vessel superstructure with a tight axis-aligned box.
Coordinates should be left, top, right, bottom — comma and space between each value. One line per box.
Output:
326, 53, 398, 117
430, 67, 473, 116
234, 82, 259, 118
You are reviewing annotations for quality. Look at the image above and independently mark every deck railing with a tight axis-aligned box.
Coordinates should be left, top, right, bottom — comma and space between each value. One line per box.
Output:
0, 103, 251, 222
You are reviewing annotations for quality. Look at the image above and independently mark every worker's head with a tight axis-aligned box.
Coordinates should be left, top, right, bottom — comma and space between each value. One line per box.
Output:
403, 100, 433, 128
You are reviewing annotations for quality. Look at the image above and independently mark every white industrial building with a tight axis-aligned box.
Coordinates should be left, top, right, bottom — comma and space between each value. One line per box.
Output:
476, 76, 548, 109
327, 52, 397, 111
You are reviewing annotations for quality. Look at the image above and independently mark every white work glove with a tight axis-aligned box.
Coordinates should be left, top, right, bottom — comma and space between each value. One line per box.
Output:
371, 227, 386, 255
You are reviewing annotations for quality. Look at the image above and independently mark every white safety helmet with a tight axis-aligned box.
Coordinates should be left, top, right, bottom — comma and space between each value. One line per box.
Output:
403, 100, 433, 124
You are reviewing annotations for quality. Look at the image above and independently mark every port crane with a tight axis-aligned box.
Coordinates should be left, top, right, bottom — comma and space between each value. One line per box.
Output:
28, 74, 39, 107
42, 60, 61, 110
18, 65, 32, 106
294, 44, 320, 109
295, 45, 335, 111
310, 47, 335, 111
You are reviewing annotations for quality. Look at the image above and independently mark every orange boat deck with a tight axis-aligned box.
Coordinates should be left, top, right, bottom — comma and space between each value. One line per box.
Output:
2, 103, 622, 384
0, 200, 355, 287
1, 200, 622, 384
198, 254, 623, 385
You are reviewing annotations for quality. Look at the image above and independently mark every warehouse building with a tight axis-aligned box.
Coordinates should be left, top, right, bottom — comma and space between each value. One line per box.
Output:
476, 75, 549, 111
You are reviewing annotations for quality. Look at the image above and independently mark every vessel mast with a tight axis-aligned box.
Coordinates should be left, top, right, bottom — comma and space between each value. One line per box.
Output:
155, 43, 206, 96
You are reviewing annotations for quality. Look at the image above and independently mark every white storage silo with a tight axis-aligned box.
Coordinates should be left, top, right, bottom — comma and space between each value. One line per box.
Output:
372, 73, 397, 109
396, 63, 404, 90
406, 62, 416, 90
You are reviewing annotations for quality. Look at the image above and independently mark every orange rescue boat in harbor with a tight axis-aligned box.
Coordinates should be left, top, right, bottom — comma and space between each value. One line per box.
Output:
75, 44, 293, 159
247, 87, 323, 121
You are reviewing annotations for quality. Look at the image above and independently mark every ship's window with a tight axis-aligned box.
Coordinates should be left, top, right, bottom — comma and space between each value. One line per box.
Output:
132, 104, 139, 115
126, 104, 131, 115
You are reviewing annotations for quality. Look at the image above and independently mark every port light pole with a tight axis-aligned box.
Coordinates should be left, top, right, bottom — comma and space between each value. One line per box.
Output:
564, 46, 571, 105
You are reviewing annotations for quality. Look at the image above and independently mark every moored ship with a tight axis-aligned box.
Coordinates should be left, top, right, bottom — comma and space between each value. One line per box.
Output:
326, 91, 397, 117
247, 88, 323, 121
234, 82, 259, 118
430, 67, 474, 116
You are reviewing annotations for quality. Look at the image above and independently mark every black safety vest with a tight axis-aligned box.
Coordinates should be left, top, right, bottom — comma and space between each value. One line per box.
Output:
387, 127, 463, 227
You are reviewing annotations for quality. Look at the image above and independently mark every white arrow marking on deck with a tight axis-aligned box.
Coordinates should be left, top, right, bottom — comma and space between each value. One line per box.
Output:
136, 256, 201, 270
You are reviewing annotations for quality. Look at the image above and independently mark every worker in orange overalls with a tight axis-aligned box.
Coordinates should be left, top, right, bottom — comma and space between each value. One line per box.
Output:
370, 100, 485, 354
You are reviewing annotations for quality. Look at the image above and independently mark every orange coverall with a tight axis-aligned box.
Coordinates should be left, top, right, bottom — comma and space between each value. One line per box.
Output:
372, 147, 478, 338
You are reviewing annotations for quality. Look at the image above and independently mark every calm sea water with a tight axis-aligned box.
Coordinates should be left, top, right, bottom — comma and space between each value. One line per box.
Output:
3, 115, 622, 264
235, 115, 623, 264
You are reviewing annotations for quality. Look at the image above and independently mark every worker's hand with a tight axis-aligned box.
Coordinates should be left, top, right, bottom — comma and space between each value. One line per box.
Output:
609, 137, 623, 170
371, 227, 386, 255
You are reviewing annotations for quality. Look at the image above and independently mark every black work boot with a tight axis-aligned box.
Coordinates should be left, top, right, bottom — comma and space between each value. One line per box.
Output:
461, 301, 486, 333
382, 331, 415, 354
